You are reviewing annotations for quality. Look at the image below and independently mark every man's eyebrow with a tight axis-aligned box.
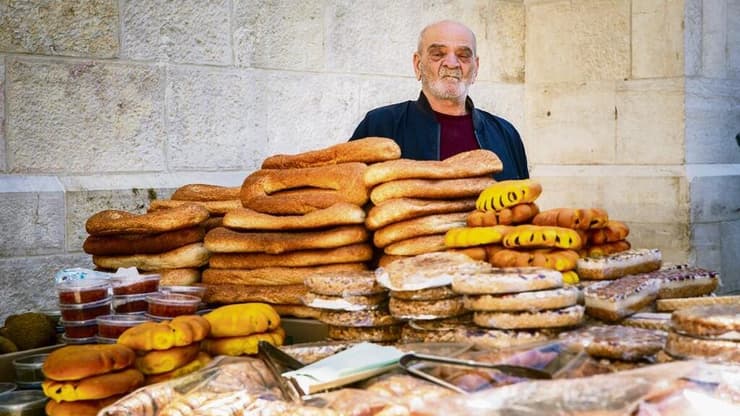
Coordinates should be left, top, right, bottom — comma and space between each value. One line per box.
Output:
426, 44, 473, 54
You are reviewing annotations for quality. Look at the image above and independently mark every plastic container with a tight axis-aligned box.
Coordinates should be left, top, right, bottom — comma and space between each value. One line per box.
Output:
94, 336, 118, 344
56, 278, 111, 305
0, 390, 47, 416
12, 354, 47, 389
159, 285, 206, 300
112, 274, 160, 295
0, 383, 16, 396
112, 294, 149, 314
58, 296, 111, 321
60, 334, 96, 345
60, 318, 98, 339
96, 314, 150, 339
146, 293, 200, 318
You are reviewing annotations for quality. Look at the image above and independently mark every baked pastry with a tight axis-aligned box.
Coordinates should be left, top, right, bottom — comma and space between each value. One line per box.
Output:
583, 275, 661, 322
656, 295, 740, 312
383, 234, 447, 256
466, 203, 539, 226
92, 242, 210, 271
304, 270, 385, 297
651, 265, 719, 299
559, 325, 667, 361
318, 309, 399, 327
203, 283, 308, 305
171, 184, 241, 201
451, 267, 564, 295
270, 304, 322, 319
261, 137, 401, 169
43, 368, 144, 402
83, 226, 205, 256
117, 315, 210, 351
208, 243, 373, 269
473, 305, 584, 329
390, 285, 458, 301
578, 240, 631, 258
201, 328, 286, 356
156, 268, 201, 286
45, 396, 122, 416
475, 179, 542, 211
389, 296, 466, 320
443, 225, 512, 248
86, 204, 210, 236
134, 344, 201, 375
144, 352, 212, 385
43, 344, 136, 381
670, 305, 740, 338
203, 303, 281, 337
302, 292, 387, 311
148, 199, 242, 215
204, 225, 368, 254
203, 263, 367, 285
502, 225, 583, 250
365, 197, 477, 230
463, 287, 579, 312
370, 176, 495, 205
375, 252, 493, 291
532, 208, 609, 230
587, 220, 629, 244
664, 330, 740, 362
577, 248, 662, 280
327, 324, 401, 342
487, 248, 579, 272
620, 312, 672, 331
374, 212, 468, 248
223, 203, 366, 231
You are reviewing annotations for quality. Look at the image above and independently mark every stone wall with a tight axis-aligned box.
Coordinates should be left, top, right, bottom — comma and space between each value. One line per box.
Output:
0, 0, 737, 321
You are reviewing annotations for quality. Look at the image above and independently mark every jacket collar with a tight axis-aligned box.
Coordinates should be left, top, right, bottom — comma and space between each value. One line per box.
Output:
416, 91, 480, 127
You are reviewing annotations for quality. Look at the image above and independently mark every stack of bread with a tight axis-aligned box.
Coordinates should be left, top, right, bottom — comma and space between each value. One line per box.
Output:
147, 183, 242, 285
303, 270, 400, 343
200, 303, 285, 356
664, 304, 739, 362
364, 150, 502, 266
42, 344, 144, 416
117, 314, 212, 385
84, 204, 211, 286
201, 138, 401, 317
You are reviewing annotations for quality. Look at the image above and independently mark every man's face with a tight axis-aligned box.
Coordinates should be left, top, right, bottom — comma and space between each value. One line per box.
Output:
415, 22, 479, 102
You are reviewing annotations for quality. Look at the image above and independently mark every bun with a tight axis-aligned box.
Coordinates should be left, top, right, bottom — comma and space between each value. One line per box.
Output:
42, 368, 144, 402
261, 137, 401, 169
201, 327, 286, 356
271, 304, 321, 319
488, 248, 579, 272
204, 225, 368, 254
83, 226, 205, 256
475, 179, 542, 211
86, 204, 210, 236
363, 149, 502, 187
45, 396, 122, 416
43, 344, 136, 381
92, 242, 210, 271
579, 240, 631, 257
466, 203, 540, 226
223, 203, 366, 231
366, 197, 477, 230
135, 343, 201, 375
117, 315, 210, 351
532, 208, 609, 230
144, 352, 212, 385
148, 199, 242, 215
370, 176, 495, 205
208, 243, 373, 269
502, 225, 583, 250
203, 303, 281, 338
374, 213, 468, 248
203, 283, 308, 305
203, 263, 367, 285
444, 225, 511, 248
171, 184, 241, 201
587, 220, 629, 244
240, 163, 368, 215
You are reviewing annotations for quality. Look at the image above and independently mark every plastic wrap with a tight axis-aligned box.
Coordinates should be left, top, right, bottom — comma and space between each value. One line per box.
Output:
411, 360, 740, 415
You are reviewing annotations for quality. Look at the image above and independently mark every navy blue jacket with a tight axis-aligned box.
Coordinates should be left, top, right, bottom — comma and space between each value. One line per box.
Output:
350, 92, 529, 180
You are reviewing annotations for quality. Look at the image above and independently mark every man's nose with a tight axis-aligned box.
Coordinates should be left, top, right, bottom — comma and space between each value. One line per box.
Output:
442, 53, 460, 67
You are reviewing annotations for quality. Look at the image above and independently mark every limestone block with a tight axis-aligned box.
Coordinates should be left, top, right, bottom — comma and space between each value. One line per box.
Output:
685, 78, 740, 164
526, 0, 630, 83
729, 0, 740, 79
326, 1, 423, 76
0, 0, 118, 58
121, 0, 230, 65
718, 219, 740, 294
0, 253, 93, 323
689, 174, 740, 223
5, 58, 165, 173
616, 79, 685, 164
684, 0, 702, 77
702, 0, 728, 79
533, 172, 689, 224
525, 81, 617, 164
631, 0, 684, 78
234, 0, 325, 70
421, 0, 525, 82
354, 76, 420, 131
626, 222, 690, 265
166, 66, 266, 171
264, 71, 361, 157
0, 176, 65, 257
471, 81, 525, 136
0, 55, 5, 173
691, 222, 723, 278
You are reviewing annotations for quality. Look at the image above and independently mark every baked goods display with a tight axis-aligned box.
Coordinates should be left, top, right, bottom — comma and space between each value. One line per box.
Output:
576, 248, 662, 280
559, 325, 667, 361
582, 274, 661, 322
201, 303, 285, 356
41, 344, 144, 413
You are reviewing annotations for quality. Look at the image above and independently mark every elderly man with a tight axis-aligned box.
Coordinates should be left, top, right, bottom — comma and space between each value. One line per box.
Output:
350, 20, 529, 180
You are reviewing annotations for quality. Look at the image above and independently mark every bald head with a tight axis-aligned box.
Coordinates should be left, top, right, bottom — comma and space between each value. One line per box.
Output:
417, 20, 477, 56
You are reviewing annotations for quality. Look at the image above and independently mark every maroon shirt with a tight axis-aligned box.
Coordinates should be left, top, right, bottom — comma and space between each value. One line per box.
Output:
435, 111, 479, 160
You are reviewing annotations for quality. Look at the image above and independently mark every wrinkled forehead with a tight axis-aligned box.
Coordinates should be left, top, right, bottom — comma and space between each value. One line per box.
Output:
419, 22, 477, 55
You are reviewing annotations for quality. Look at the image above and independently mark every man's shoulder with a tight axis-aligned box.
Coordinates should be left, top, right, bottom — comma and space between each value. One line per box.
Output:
473, 108, 518, 134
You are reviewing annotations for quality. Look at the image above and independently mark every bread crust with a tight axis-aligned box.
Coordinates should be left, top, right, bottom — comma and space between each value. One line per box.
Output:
389, 296, 465, 320
656, 295, 740, 312
83, 226, 205, 256
240, 162, 368, 215
42, 368, 144, 402
464, 287, 579, 312
171, 184, 241, 201
366, 197, 477, 230
451, 267, 564, 295
203, 263, 367, 285
302, 292, 388, 311
384, 234, 447, 256
223, 202, 366, 230
664, 330, 740, 362
671, 305, 740, 337
363, 149, 502, 187
156, 268, 201, 286
208, 243, 373, 269
148, 199, 242, 215
304, 270, 385, 296
473, 305, 584, 329
327, 324, 401, 342
261, 137, 401, 169
86, 204, 210, 236
319, 309, 399, 327
204, 225, 368, 254
203, 283, 308, 305
390, 285, 458, 301
135, 343, 201, 375
43, 344, 136, 381
374, 213, 468, 248
370, 176, 495, 205
92, 242, 210, 271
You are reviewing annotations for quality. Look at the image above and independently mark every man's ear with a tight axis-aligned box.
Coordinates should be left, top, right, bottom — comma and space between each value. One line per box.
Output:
413, 53, 422, 80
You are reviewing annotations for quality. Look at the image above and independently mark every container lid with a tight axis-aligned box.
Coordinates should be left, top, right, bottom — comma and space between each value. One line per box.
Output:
60, 334, 97, 345
159, 285, 206, 298
12, 354, 48, 370
112, 293, 150, 301
0, 389, 47, 410
58, 296, 112, 310
146, 293, 200, 305
59, 318, 99, 326
94, 336, 118, 344
96, 314, 150, 326
0, 382, 16, 396
56, 277, 111, 291
111, 274, 160, 286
